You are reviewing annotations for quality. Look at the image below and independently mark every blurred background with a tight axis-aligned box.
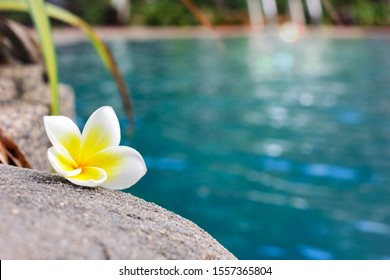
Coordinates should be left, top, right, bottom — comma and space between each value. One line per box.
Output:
5, 0, 390, 26
13, 0, 390, 259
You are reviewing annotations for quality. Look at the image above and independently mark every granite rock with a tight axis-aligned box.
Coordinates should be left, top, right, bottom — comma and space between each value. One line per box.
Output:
0, 164, 236, 260
0, 64, 75, 170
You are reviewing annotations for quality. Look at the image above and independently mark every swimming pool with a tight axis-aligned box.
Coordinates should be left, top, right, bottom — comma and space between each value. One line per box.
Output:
58, 33, 390, 259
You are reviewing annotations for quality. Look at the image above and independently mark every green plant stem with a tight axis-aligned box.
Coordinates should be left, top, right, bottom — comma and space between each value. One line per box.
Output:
26, 0, 59, 115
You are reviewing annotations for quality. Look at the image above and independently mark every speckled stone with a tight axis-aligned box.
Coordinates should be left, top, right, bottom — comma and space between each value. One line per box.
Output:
0, 64, 75, 170
0, 164, 237, 260
0, 65, 42, 94
0, 78, 17, 103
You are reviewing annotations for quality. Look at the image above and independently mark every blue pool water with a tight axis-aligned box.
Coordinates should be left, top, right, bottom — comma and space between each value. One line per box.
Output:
58, 34, 390, 259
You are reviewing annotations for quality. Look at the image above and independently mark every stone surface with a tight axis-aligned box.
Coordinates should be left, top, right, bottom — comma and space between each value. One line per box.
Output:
0, 164, 236, 260
0, 78, 17, 103
0, 64, 75, 170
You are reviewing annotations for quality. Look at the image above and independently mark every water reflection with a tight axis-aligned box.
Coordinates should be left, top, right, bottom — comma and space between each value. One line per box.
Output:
58, 35, 390, 259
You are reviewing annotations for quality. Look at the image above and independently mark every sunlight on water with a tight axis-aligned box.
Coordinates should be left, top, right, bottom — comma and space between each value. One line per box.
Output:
58, 34, 390, 259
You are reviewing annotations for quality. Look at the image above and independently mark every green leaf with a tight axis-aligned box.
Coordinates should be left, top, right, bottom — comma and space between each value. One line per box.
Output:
25, 0, 59, 115
44, 3, 135, 126
0, 0, 135, 126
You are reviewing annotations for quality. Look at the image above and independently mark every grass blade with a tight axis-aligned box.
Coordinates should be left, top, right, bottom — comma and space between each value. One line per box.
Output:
0, 0, 135, 126
25, 0, 59, 115
45, 4, 135, 127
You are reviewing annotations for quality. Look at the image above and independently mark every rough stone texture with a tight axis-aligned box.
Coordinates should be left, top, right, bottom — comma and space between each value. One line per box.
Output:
0, 164, 236, 260
0, 78, 17, 103
0, 64, 75, 170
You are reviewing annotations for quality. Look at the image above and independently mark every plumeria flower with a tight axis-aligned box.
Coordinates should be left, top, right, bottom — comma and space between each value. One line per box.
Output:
43, 106, 146, 190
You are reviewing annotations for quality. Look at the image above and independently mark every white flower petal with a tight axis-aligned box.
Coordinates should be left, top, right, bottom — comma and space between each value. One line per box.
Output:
44, 116, 81, 166
80, 106, 121, 163
88, 146, 147, 190
66, 166, 107, 187
48, 147, 82, 177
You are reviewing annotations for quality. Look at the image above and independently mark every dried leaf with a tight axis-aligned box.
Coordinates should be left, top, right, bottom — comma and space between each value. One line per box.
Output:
0, 140, 9, 164
0, 126, 32, 168
0, 17, 42, 64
